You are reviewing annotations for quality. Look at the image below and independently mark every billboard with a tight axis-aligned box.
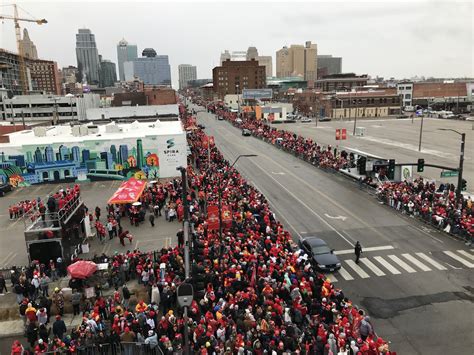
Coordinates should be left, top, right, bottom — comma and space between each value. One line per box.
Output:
242, 89, 273, 100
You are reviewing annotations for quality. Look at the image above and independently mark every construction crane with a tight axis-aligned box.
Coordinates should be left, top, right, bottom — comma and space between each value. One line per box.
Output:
0, 4, 47, 95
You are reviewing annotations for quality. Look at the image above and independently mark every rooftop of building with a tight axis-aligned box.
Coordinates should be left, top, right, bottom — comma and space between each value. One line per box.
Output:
86, 104, 178, 120
1, 119, 184, 148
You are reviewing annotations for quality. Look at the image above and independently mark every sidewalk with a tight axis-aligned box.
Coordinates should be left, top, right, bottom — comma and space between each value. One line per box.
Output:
0, 312, 83, 339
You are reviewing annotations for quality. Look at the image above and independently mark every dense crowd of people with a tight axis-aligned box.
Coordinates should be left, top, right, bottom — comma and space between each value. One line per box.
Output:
6, 106, 396, 354
207, 102, 473, 242
377, 179, 473, 242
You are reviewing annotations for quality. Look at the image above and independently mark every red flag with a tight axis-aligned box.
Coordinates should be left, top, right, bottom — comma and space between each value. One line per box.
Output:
341, 128, 347, 140
207, 205, 219, 231
335, 129, 341, 140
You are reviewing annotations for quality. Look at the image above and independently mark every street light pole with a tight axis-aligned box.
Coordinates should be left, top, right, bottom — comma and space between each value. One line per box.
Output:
418, 114, 424, 151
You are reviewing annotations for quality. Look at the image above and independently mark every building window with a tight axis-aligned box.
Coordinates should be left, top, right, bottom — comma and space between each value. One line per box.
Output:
405, 94, 411, 99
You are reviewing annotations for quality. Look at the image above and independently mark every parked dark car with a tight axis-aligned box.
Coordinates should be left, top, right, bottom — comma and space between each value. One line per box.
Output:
318, 117, 332, 122
0, 182, 13, 197
299, 237, 341, 271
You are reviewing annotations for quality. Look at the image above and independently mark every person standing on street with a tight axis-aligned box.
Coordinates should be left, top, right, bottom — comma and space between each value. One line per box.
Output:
149, 213, 155, 227
354, 241, 362, 264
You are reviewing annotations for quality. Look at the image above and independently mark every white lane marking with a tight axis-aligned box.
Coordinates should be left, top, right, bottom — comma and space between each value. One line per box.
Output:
388, 255, 416, 273
271, 172, 285, 175
249, 180, 303, 241
249, 163, 355, 246
374, 256, 401, 275
338, 267, 354, 281
360, 258, 386, 276
344, 259, 370, 278
443, 251, 474, 268
324, 214, 347, 221
335, 245, 394, 255
402, 253, 432, 272
457, 250, 474, 261
415, 252, 447, 270
327, 274, 338, 283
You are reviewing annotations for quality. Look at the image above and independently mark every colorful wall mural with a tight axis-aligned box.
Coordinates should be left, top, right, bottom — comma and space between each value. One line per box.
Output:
0, 134, 187, 186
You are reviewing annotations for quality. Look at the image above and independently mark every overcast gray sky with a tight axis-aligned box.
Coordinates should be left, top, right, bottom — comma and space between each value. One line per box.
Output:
1, 0, 473, 88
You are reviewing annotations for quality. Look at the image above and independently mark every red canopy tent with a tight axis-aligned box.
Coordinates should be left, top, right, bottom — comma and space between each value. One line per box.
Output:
108, 177, 147, 205
67, 260, 97, 279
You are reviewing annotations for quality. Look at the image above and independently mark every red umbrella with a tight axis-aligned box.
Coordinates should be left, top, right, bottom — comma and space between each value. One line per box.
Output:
67, 260, 98, 279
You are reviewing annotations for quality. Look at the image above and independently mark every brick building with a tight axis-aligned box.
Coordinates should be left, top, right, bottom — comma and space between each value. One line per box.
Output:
315, 73, 368, 92
213, 59, 266, 97
293, 89, 400, 118
397, 81, 472, 112
144, 87, 177, 105
28, 59, 61, 95
112, 87, 176, 107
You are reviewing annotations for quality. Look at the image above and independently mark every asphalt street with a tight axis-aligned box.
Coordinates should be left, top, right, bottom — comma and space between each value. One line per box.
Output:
0, 180, 180, 269
276, 117, 474, 192
194, 106, 474, 355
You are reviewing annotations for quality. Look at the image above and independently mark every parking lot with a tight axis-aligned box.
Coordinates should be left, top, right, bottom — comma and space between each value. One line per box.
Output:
0, 180, 180, 269
276, 116, 474, 191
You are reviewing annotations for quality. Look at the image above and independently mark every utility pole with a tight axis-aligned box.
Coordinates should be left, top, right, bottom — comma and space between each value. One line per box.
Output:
21, 110, 25, 129
458, 133, 465, 201
418, 114, 424, 152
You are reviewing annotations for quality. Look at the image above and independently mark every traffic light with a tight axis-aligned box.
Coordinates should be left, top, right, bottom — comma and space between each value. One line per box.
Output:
191, 263, 206, 296
388, 159, 396, 179
417, 158, 425, 173
461, 179, 467, 191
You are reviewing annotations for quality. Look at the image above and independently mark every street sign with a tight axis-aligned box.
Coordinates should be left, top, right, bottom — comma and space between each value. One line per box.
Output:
440, 171, 458, 178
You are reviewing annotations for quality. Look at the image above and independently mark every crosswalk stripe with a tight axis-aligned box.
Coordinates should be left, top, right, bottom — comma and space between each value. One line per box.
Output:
360, 258, 385, 276
444, 251, 474, 268
388, 255, 416, 273
338, 267, 354, 281
345, 260, 370, 278
457, 250, 474, 261
374, 256, 401, 275
327, 274, 338, 283
415, 253, 447, 270
402, 254, 432, 271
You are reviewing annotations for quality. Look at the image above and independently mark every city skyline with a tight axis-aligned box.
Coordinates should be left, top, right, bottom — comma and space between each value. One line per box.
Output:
0, 1, 472, 89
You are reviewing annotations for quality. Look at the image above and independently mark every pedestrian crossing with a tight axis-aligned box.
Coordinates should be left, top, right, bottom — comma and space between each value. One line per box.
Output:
326, 249, 474, 283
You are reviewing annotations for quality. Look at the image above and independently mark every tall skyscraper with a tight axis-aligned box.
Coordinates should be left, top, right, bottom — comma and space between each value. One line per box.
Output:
276, 41, 317, 83
19, 28, 38, 59
99, 55, 117, 87
178, 64, 197, 90
131, 48, 171, 86
75, 28, 100, 85
116, 38, 138, 81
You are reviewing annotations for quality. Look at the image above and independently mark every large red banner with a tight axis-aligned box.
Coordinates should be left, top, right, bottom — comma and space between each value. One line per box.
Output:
108, 178, 147, 204
207, 205, 219, 231
341, 128, 347, 140
335, 129, 341, 140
